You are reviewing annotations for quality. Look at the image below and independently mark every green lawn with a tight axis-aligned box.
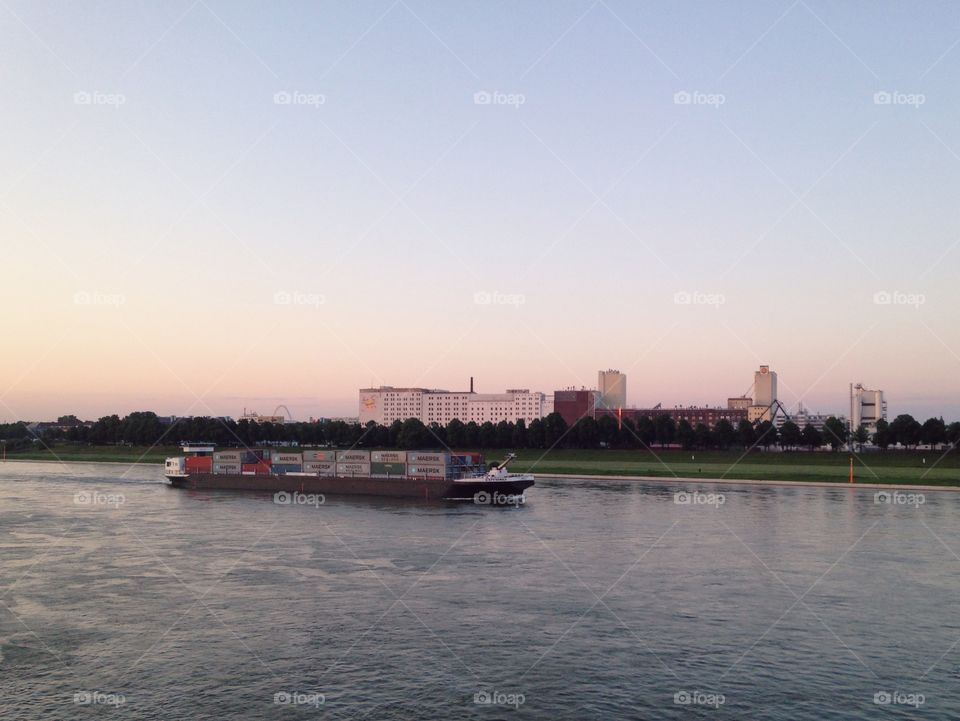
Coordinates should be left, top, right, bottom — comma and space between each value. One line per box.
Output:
3, 445, 182, 464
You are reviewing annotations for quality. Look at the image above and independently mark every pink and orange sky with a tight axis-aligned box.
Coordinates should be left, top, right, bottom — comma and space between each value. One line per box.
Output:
2, 1, 959, 422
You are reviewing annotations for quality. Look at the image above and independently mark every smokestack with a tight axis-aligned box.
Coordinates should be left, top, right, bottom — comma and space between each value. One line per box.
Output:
470, 376, 474, 393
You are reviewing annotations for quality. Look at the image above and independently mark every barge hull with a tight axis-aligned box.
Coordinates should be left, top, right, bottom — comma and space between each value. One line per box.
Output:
169, 473, 456, 499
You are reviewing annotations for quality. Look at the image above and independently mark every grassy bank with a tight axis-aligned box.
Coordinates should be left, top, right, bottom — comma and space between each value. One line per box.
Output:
3, 445, 959, 486
490, 448, 960, 486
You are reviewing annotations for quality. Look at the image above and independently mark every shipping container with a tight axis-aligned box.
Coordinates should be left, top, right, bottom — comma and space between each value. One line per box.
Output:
337, 462, 371, 476
370, 461, 405, 476
272, 452, 303, 464
303, 461, 337, 475
302, 450, 337, 462
371, 451, 407, 463
336, 450, 371, 462
186, 456, 213, 472
241, 462, 272, 475
407, 451, 449, 465
407, 463, 449, 478
213, 462, 241, 475
214, 451, 242, 462
272, 463, 302, 474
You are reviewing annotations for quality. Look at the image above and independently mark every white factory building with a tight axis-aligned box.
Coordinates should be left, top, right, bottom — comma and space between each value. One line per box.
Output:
850, 383, 886, 434
359, 386, 547, 426
597, 369, 627, 411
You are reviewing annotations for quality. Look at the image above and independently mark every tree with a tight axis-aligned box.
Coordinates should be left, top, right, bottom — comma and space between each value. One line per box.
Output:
397, 418, 431, 449
822, 416, 848, 451
712, 419, 736, 449
478, 422, 497, 449
512, 419, 528, 448
756, 420, 778, 448
801, 423, 823, 450
574, 417, 600, 448
873, 419, 891, 450
852, 426, 869, 449
597, 416, 619, 448
446, 419, 466, 448
737, 419, 756, 449
890, 414, 922, 448
526, 418, 545, 448
57, 415, 81, 426
779, 421, 801, 449
653, 414, 676, 447
636, 416, 655, 447
677, 420, 696, 450
921, 417, 947, 446
694, 423, 712, 449
543, 413, 568, 448
947, 422, 960, 449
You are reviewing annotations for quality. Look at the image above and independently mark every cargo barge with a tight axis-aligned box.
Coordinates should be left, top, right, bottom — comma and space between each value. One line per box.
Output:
164, 446, 534, 502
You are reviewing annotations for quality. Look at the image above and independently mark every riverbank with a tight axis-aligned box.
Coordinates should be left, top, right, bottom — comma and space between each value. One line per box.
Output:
536, 473, 960, 493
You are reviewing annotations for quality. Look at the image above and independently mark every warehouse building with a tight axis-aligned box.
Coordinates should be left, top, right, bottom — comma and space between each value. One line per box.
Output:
359, 385, 547, 426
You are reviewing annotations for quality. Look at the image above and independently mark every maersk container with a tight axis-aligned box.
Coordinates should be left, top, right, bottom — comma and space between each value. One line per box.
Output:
213, 462, 241, 475
272, 463, 302, 474
303, 450, 337, 462
214, 451, 242, 462
407, 451, 449, 465
272, 452, 302, 464
337, 462, 371, 476
371, 451, 407, 464
370, 461, 405, 476
407, 463, 449, 478
303, 461, 336, 475
336, 450, 370, 462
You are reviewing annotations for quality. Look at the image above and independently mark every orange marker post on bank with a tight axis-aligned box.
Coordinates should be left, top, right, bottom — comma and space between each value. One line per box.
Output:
848, 457, 855, 484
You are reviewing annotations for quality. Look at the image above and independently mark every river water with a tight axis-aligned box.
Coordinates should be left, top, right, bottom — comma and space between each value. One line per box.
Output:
1, 461, 958, 719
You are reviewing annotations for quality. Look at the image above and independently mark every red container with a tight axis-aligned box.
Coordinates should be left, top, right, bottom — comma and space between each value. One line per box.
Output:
242, 461, 272, 475
186, 456, 213, 472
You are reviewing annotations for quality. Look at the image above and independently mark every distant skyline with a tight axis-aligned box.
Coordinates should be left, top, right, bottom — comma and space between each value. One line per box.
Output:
2, 1, 960, 423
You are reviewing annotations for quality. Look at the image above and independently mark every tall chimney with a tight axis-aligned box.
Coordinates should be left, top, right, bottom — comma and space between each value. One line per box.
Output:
470, 376, 474, 393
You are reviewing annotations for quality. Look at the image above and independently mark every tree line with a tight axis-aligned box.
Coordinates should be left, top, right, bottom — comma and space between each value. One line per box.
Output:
2, 410, 958, 452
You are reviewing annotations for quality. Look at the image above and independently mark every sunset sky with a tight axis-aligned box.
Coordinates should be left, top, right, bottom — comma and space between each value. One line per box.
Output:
2, 1, 959, 422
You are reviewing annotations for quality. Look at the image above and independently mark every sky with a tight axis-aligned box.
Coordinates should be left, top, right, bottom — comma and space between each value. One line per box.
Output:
1, 0, 959, 422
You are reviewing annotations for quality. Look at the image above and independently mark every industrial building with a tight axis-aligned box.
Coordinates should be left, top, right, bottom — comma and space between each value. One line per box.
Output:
358, 383, 547, 426
748, 365, 780, 422
850, 383, 886, 434
597, 370, 627, 411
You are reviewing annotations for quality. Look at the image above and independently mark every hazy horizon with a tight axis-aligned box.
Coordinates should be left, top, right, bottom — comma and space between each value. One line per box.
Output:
3, 1, 960, 423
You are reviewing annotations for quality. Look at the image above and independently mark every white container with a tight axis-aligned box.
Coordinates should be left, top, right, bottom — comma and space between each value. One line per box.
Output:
371, 450, 407, 463
336, 462, 371, 476
336, 450, 370, 462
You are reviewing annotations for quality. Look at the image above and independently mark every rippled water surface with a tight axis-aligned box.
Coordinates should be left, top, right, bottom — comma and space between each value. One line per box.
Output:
2, 461, 959, 719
